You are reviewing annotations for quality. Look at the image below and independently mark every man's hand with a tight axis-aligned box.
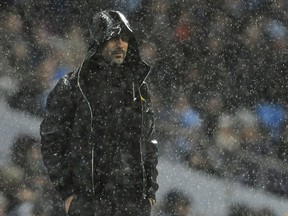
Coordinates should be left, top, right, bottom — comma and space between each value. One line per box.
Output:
148, 198, 156, 206
65, 196, 73, 214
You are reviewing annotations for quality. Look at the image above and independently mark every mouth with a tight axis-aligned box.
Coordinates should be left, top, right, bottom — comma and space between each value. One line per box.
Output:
113, 54, 124, 61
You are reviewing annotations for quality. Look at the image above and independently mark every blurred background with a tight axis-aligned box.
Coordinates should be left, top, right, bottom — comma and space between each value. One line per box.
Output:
1, 0, 288, 215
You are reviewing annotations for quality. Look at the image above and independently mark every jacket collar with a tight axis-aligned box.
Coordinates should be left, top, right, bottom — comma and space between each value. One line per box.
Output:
77, 56, 151, 88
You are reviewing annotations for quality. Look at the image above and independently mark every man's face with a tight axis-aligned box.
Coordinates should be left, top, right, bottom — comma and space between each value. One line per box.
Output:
101, 34, 129, 65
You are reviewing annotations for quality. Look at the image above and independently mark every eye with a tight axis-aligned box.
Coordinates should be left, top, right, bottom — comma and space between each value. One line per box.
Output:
120, 33, 130, 42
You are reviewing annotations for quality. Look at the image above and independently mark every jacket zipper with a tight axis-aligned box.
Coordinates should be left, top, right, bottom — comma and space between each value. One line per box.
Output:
138, 83, 147, 199
138, 68, 152, 199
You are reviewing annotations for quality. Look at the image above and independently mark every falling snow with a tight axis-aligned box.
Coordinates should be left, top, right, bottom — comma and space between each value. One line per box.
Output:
1, 1, 288, 216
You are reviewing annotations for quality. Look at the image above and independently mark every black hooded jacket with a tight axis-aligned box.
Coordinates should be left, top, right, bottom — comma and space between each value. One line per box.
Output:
40, 10, 158, 201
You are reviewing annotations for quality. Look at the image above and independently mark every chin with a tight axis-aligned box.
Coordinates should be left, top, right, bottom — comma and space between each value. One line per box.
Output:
113, 59, 124, 65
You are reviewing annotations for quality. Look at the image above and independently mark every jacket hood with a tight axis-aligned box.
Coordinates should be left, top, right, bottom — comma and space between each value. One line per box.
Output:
89, 10, 132, 46
84, 10, 150, 85
87, 10, 135, 59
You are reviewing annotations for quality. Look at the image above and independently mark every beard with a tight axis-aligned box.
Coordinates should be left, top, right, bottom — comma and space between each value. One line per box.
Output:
111, 48, 126, 56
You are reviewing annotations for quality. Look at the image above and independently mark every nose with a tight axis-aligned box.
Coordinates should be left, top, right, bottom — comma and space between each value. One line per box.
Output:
115, 37, 126, 46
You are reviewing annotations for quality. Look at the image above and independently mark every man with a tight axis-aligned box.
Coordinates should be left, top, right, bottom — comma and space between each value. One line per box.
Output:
40, 10, 158, 216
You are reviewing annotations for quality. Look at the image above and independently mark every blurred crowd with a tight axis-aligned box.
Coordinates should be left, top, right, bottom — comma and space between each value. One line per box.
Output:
155, 188, 278, 216
1, 0, 288, 215
0, 135, 65, 215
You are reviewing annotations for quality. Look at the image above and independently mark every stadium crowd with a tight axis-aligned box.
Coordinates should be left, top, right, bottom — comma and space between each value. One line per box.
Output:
0, 0, 288, 215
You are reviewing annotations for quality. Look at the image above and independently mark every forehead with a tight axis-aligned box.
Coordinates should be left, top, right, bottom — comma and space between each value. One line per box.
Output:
106, 37, 129, 45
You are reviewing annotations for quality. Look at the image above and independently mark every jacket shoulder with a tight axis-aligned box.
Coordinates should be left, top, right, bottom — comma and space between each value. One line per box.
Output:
46, 70, 79, 105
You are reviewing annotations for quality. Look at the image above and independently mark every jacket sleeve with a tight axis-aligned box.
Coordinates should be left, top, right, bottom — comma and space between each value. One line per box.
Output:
40, 74, 76, 200
143, 83, 159, 200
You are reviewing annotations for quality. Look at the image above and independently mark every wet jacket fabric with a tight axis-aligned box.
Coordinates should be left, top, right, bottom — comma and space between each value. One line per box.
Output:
40, 10, 158, 205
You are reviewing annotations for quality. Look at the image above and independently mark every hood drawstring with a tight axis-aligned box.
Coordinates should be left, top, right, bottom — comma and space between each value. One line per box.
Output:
132, 82, 137, 102
77, 60, 94, 129
77, 60, 95, 194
